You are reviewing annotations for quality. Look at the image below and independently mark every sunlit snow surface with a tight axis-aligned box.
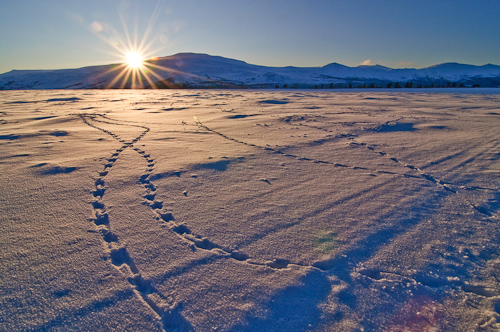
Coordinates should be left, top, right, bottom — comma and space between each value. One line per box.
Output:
1, 89, 500, 331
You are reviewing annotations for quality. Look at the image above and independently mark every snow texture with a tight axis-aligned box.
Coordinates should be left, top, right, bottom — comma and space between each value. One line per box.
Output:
1, 89, 500, 331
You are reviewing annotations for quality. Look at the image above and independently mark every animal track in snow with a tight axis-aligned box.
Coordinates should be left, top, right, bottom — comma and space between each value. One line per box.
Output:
81, 113, 330, 331
82, 115, 326, 270
284, 116, 500, 219
81, 110, 500, 331
79, 114, 191, 332
349, 139, 500, 218
358, 268, 500, 299
194, 117, 379, 175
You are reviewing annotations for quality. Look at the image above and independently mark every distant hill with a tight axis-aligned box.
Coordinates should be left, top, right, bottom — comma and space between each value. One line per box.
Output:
1, 53, 500, 89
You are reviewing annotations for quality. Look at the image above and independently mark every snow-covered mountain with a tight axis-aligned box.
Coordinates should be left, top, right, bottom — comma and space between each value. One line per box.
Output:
1, 53, 500, 89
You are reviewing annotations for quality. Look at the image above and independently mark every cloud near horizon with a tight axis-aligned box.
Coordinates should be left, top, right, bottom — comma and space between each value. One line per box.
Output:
358, 59, 417, 68
359, 59, 374, 66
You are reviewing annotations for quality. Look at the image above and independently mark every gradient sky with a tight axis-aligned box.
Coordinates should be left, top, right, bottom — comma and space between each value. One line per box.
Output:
1, 0, 499, 74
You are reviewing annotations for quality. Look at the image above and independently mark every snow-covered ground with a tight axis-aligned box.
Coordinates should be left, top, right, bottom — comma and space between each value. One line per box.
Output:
1, 89, 500, 331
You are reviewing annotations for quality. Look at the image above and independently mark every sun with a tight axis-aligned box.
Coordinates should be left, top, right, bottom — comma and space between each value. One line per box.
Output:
125, 51, 144, 69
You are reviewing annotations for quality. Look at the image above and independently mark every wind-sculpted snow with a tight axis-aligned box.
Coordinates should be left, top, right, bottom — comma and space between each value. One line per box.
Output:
1, 89, 500, 331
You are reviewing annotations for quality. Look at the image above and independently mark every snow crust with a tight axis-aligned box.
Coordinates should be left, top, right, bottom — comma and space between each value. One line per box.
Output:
1, 89, 500, 331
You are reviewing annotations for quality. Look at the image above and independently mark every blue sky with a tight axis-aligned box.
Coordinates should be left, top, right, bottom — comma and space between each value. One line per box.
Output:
1, 0, 499, 74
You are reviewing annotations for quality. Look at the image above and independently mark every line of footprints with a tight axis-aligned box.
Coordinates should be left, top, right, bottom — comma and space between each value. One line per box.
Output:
82, 113, 311, 271
80, 114, 190, 331
80, 113, 499, 329
79, 113, 315, 331
281, 117, 497, 218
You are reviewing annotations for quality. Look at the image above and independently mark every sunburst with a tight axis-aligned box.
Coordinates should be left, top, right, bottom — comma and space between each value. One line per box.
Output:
125, 51, 144, 69
103, 51, 176, 89
88, 3, 202, 89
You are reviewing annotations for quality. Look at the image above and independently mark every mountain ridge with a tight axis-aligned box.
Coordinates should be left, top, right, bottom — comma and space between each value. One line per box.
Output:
1, 52, 499, 89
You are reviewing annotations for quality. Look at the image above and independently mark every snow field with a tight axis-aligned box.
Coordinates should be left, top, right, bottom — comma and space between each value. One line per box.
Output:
1, 89, 500, 331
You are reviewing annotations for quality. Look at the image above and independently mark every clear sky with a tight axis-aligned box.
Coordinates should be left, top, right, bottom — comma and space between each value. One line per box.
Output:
1, 0, 500, 74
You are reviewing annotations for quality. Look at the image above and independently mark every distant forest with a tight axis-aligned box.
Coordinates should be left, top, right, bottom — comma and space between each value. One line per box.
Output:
151, 78, 500, 90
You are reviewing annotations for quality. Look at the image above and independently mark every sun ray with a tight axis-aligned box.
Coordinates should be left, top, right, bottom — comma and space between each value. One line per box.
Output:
94, 33, 213, 88
98, 55, 214, 89
85, 1, 208, 88
118, 6, 134, 55
85, 1, 212, 89
140, 69, 158, 89
138, 1, 163, 53
120, 67, 134, 89
137, 69, 146, 89
105, 66, 129, 89
142, 66, 166, 82
136, 70, 143, 88
142, 67, 168, 88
